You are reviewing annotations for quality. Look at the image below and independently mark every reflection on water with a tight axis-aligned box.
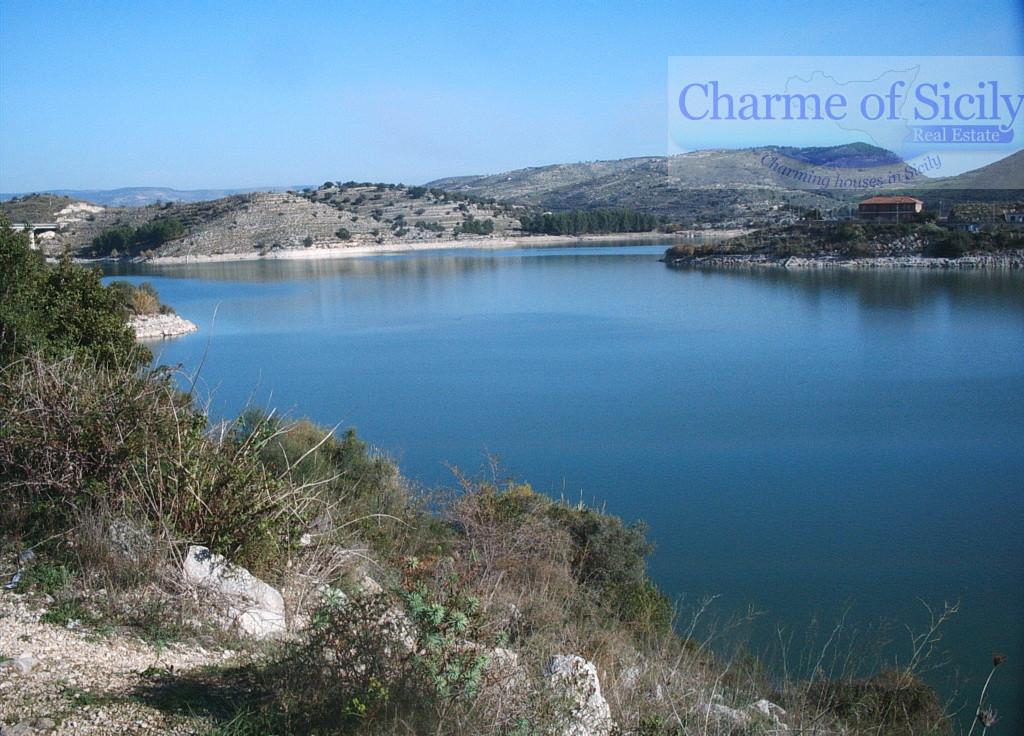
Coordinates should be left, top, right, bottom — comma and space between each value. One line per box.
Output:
106, 247, 1024, 315
674, 264, 1024, 312
104, 245, 1024, 732
102, 245, 669, 283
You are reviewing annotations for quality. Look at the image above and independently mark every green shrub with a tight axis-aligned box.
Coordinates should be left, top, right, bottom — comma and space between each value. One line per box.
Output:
546, 503, 651, 590
829, 222, 866, 244
134, 218, 185, 248
927, 230, 973, 258
665, 244, 695, 259
0, 357, 309, 575
519, 208, 658, 235
17, 560, 73, 595
90, 218, 184, 257
458, 217, 495, 236
236, 409, 406, 555
804, 669, 949, 735
400, 557, 491, 703
450, 476, 673, 637
0, 221, 147, 368
286, 592, 409, 727
39, 599, 93, 627
276, 572, 491, 733
546, 502, 673, 634
612, 578, 674, 635
91, 225, 136, 255
107, 281, 173, 316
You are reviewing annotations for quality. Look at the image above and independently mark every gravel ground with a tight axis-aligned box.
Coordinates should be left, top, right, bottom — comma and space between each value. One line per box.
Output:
0, 592, 241, 735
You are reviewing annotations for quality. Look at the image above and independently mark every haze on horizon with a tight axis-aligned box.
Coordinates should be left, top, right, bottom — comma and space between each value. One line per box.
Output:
1, 0, 1022, 192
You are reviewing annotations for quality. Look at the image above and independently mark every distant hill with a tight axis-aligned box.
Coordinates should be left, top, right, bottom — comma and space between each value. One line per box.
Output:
1, 193, 87, 222
916, 150, 1024, 190
0, 185, 309, 208
427, 144, 918, 225
775, 142, 905, 169
0, 193, 106, 228
429, 145, 1024, 225
11, 146, 1020, 251
0, 194, 109, 250
891, 150, 1024, 211
36, 183, 526, 259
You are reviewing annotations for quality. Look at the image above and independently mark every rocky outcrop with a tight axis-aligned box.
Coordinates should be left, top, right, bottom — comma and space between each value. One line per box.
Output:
484, 646, 522, 687
0, 717, 56, 735
55, 202, 105, 227
665, 250, 1024, 270
46, 183, 528, 260
182, 545, 286, 639
708, 698, 788, 732
0, 653, 41, 677
129, 314, 197, 340
544, 655, 614, 736
104, 519, 154, 565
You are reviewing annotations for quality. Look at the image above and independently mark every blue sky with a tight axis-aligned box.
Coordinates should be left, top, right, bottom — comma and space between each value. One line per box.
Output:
1, 0, 1022, 191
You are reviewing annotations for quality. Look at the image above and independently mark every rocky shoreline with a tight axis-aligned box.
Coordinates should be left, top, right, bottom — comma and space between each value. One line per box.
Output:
663, 250, 1024, 271
128, 314, 198, 340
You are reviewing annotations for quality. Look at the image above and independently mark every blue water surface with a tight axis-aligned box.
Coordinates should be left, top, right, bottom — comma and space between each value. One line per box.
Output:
105, 245, 1024, 730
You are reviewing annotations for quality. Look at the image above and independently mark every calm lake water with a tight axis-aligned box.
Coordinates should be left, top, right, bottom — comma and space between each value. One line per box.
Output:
105, 245, 1024, 730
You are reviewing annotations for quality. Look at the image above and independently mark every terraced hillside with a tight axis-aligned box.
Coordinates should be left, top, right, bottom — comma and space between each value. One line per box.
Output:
429, 148, 864, 226
0, 194, 105, 225
428, 145, 1024, 225
0, 194, 108, 250
37, 184, 527, 259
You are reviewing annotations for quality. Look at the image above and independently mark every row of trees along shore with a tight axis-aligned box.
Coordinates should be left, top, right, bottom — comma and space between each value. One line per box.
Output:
519, 208, 660, 235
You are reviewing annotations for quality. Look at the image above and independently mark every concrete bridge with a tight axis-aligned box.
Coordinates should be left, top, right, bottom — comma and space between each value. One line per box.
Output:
9, 222, 60, 249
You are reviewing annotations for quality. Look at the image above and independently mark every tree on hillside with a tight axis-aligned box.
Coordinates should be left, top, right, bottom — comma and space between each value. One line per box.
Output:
89, 218, 185, 257
519, 208, 658, 235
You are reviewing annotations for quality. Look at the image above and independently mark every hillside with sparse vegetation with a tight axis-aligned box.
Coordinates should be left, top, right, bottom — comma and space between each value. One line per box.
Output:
27, 181, 673, 261
0, 194, 85, 223
428, 148, 865, 227
429, 146, 1024, 228
35, 185, 523, 260
663, 219, 1024, 269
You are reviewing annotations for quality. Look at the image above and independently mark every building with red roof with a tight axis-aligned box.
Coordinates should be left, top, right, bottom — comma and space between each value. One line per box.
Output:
857, 196, 924, 222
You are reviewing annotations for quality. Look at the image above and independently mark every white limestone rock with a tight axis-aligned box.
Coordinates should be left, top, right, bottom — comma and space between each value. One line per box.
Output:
182, 545, 286, 639
129, 313, 197, 340
750, 698, 786, 721
0, 653, 41, 676
544, 654, 614, 736
708, 698, 788, 732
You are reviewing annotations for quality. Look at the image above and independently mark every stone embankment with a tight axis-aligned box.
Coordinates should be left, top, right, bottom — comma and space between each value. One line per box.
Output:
664, 250, 1024, 270
128, 314, 197, 340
